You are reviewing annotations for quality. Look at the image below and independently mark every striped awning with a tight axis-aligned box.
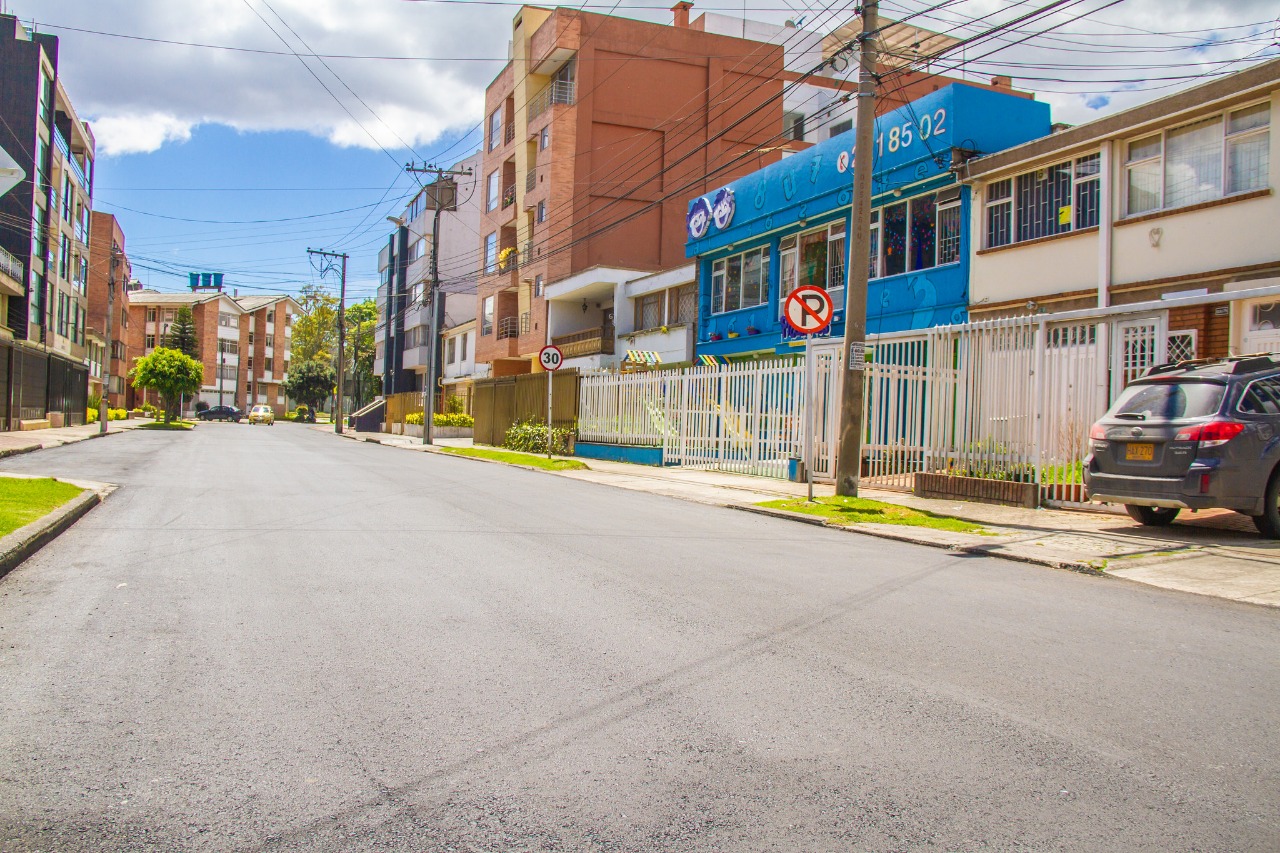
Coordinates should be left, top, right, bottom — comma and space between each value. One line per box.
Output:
698, 354, 729, 366
626, 350, 662, 366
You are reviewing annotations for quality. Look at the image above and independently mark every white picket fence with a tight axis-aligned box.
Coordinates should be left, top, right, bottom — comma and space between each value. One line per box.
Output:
572, 288, 1280, 506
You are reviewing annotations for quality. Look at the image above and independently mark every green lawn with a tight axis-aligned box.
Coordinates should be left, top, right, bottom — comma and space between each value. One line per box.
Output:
0, 477, 85, 537
440, 446, 588, 471
757, 495, 989, 534
138, 420, 194, 430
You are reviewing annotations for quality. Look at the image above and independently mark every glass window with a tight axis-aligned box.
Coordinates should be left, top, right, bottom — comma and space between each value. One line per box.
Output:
1015, 161, 1073, 242
1074, 153, 1101, 229
908, 195, 936, 271
868, 210, 880, 278
486, 171, 500, 211
534, 274, 543, 297
536, 201, 546, 224
1111, 381, 1225, 420
484, 233, 497, 273
637, 292, 662, 329
1165, 117, 1224, 209
779, 235, 798, 299
882, 203, 907, 277
446, 336, 456, 364
460, 332, 468, 358
937, 200, 962, 265
481, 296, 494, 335
710, 247, 769, 314
724, 255, 741, 311
826, 221, 846, 290
147, 307, 157, 322
799, 229, 828, 288
488, 109, 501, 151
1228, 103, 1270, 194
540, 127, 549, 150
674, 284, 697, 324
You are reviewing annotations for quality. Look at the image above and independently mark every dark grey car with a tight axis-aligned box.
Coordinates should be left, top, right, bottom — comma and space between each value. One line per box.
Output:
1084, 355, 1280, 537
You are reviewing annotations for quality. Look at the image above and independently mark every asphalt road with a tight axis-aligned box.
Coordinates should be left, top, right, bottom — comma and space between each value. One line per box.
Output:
0, 423, 1277, 852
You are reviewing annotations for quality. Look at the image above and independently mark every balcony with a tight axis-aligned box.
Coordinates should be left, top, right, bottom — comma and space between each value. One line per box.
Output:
501, 184, 516, 209
553, 326, 614, 358
0, 245, 24, 297
54, 130, 89, 189
496, 316, 520, 340
528, 80, 575, 121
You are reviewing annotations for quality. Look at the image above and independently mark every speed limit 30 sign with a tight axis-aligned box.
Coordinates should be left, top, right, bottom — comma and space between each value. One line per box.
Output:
539, 344, 564, 371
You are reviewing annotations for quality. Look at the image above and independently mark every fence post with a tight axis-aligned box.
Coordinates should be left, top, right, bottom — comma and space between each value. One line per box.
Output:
1032, 318, 1047, 498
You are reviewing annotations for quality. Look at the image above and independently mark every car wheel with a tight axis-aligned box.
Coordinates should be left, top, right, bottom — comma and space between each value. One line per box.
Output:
1252, 470, 1280, 538
1124, 504, 1180, 526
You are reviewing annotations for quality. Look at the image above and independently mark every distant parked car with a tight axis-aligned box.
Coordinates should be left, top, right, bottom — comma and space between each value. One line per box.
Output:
1084, 355, 1280, 536
247, 405, 275, 425
197, 405, 243, 423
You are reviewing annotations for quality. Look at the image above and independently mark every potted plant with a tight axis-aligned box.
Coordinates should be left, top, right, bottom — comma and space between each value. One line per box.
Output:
708, 332, 723, 341
726, 322, 740, 339
746, 325, 761, 335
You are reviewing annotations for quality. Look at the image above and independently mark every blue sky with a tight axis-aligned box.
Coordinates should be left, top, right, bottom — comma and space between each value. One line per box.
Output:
21, 0, 1280, 310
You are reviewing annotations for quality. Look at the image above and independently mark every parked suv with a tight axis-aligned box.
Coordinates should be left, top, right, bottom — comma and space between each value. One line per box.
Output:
1085, 355, 1280, 536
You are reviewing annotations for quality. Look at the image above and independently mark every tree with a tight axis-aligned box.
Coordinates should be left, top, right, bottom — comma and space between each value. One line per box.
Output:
346, 299, 378, 410
131, 347, 203, 424
291, 282, 339, 365
283, 359, 336, 414
165, 304, 200, 360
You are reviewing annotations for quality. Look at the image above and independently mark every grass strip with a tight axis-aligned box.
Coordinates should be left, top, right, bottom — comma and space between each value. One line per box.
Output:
440, 446, 588, 471
0, 477, 85, 537
138, 420, 195, 430
758, 495, 989, 534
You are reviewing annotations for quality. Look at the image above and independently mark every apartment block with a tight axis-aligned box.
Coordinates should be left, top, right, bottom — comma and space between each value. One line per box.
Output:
376, 151, 482, 399
474, 4, 788, 376
0, 14, 94, 426
127, 286, 301, 414
87, 211, 133, 407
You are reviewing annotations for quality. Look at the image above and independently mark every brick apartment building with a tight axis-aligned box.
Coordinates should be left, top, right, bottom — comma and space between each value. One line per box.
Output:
474, 4, 790, 376
87, 211, 133, 408
126, 286, 301, 414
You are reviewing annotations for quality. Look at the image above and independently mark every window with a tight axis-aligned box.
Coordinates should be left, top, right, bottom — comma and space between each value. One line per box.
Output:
265, 333, 274, 348
265, 357, 273, 373
779, 235, 798, 300
534, 274, 544, 297
484, 233, 497, 273
267, 309, 275, 323
673, 283, 697, 324
219, 312, 235, 328
218, 340, 238, 356
460, 332, 468, 359
937, 190, 962, 265
145, 334, 155, 349
536, 201, 546, 224
163, 308, 175, 322
783, 111, 805, 142
985, 154, 1100, 248
488, 108, 502, 151
637, 292, 662, 329
248, 332, 254, 346
147, 307, 157, 323
881, 203, 907, 277
446, 336, 457, 364
830, 119, 853, 138
59, 234, 69, 279
486, 170, 500, 211
540, 127, 550, 150
1126, 104, 1270, 216
710, 246, 770, 314
1239, 377, 1280, 415
482, 295, 494, 335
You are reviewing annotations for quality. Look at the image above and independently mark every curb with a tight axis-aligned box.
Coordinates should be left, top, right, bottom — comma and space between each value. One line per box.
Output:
0, 488, 102, 580
726, 503, 1106, 576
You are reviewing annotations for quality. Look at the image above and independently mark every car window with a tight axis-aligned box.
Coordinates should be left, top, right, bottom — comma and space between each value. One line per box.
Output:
1111, 381, 1226, 420
1238, 377, 1280, 415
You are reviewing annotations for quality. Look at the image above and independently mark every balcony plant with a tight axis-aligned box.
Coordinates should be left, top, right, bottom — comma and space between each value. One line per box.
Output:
746, 325, 761, 335
708, 332, 723, 342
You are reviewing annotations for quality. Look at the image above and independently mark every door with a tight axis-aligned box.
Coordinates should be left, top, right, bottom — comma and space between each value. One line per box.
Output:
1112, 316, 1166, 399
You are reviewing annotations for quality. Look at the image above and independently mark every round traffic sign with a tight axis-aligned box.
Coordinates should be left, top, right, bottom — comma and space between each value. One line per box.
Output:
539, 344, 564, 371
783, 286, 835, 335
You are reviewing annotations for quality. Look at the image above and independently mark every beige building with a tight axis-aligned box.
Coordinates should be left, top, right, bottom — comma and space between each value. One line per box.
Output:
962, 58, 1279, 363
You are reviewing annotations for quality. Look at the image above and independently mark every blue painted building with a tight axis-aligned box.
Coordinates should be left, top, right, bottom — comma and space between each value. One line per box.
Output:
685, 84, 1052, 359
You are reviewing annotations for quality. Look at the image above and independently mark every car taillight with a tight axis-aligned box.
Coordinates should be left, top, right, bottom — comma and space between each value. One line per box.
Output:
1175, 420, 1246, 447
1089, 423, 1107, 440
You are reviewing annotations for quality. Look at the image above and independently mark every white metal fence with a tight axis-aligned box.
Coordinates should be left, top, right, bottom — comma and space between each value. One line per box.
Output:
575, 286, 1280, 507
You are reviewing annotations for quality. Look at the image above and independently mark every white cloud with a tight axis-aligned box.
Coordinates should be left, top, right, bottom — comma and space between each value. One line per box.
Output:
91, 111, 194, 156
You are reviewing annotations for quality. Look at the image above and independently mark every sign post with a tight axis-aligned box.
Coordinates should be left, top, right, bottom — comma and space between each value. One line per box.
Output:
783, 287, 835, 502
538, 345, 564, 460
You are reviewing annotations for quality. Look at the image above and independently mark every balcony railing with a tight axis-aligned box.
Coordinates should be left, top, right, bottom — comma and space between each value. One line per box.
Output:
54, 130, 89, 189
525, 168, 537, 192
552, 326, 614, 358
528, 80, 575, 121
502, 184, 516, 209
496, 316, 520, 340
0, 244, 24, 284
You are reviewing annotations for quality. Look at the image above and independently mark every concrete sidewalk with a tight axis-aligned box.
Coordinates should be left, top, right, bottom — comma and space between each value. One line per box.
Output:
329, 428, 1280, 608
0, 419, 148, 458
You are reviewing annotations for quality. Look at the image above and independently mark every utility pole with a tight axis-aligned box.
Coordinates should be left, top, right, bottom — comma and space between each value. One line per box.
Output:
405, 162, 471, 446
307, 248, 349, 434
835, 1, 878, 497
99, 243, 120, 434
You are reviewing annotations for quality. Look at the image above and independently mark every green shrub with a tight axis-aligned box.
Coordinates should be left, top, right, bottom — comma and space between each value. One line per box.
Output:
444, 395, 466, 415
404, 411, 424, 426
433, 412, 473, 428
195, 400, 210, 413
502, 418, 574, 455
89, 407, 128, 423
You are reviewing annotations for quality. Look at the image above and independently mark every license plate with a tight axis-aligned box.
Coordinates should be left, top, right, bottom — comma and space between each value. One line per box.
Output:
1125, 442, 1155, 462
